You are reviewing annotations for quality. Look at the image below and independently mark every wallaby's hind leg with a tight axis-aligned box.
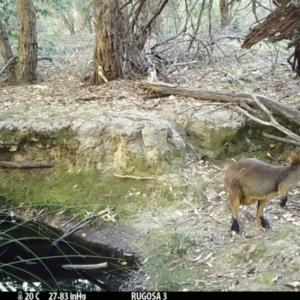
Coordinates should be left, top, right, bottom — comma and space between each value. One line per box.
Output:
256, 199, 270, 229
280, 195, 288, 207
229, 194, 240, 233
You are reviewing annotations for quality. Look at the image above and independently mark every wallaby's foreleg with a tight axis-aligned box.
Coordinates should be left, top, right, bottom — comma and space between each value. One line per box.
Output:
230, 195, 240, 233
256, 199, 270, 229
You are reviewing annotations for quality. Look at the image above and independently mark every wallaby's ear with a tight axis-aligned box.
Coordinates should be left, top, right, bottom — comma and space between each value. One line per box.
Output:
289, 149, 299, 162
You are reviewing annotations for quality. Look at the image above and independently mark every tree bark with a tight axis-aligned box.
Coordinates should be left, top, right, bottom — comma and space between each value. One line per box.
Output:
219, 0, 231, 27
7, 0, 38, 84
139, 81, 300, 127
0, 16, 14, 62
93, 0, 126, 84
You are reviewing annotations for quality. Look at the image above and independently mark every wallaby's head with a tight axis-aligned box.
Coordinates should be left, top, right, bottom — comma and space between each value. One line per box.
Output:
285, 149, 300, 185
288, 149, 300, 166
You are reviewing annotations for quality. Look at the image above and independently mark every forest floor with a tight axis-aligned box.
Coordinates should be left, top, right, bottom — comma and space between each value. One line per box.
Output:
2, 34, 300, 291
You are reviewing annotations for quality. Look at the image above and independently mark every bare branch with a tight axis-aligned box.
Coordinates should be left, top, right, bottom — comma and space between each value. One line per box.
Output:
262, 132, 300, 146
62, 262, 108, 270
234, 105, 300, 142
0, 55, 17, 77
142, 0, 169, 34
119, 0, 132, 12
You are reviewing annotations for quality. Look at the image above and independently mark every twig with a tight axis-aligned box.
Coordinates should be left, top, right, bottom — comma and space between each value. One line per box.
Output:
75, 96, 102, 101
37, 57, 53, 62
184, 197, 227, 225
62, 262, 108, 270
173, 61, 198, 66
113, 173, 156, 180
180, 102, 229, 114
0, 55, 17, 76
262, 132, 300, 146
119, 0, 132, 12
198, 212, 227, 226
80, 273, 108, 291
142, 0, 169, 34
52, 207, 115, 246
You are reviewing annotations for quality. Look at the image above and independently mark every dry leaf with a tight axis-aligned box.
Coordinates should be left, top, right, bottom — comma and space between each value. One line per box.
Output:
217, 271, 225, 277
283, 213, 293, 219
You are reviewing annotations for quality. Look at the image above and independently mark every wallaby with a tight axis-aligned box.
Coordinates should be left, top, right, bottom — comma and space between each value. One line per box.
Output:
225, 149, 300, 233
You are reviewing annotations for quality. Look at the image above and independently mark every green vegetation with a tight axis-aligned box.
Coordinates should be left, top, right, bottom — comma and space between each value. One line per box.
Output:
0, 169, 175, 221
293, 263, 300, 272
278, 227, 295, 239
260, 273, 273, 286
140, 227, 203, 291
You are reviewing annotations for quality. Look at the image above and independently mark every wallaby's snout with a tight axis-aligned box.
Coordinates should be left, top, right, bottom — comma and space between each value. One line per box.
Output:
225, 149, 300, 234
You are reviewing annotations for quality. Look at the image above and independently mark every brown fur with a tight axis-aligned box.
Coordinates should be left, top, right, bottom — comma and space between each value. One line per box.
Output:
225, 149, 300, 233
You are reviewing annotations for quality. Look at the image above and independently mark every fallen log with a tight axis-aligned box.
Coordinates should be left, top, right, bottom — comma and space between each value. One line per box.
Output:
0, 161, 54, 168
139, 81, 300, 127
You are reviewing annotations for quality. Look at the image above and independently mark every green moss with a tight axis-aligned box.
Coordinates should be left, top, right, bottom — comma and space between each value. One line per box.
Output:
0, 169, 175, 220
56, 127, 79, 148
0, 127, 20, 144
117, 155, 159, 175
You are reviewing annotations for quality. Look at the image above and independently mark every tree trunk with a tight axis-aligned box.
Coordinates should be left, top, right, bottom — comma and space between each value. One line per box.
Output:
93, 1, 124, 84
0, 16, 14, 62
7, 0, 38, 84
219, 0, 232, 27
92, 0, 148, 84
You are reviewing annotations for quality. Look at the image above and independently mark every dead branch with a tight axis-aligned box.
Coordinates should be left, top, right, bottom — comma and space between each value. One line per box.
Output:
52, 206, 116, 246
142, 0, 169, 34
75, 96, 102, 101
119, 0, 132, 12
234, 105, 300, 142
225, 71, 300, 142
140, 80, 300, 144
188, 0, 206, 50
62, 262, 108, 270
139, 81, 300, 127
0, 55, 17, 77
113, 173, 156, 180
0, 161, 54, 168
262, 132, 300, 146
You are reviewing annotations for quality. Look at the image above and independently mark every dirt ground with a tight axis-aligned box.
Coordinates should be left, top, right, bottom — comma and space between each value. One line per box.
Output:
1, 35, 300, 291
